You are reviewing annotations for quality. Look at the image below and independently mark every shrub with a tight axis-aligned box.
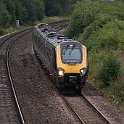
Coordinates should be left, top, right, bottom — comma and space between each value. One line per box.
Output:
0, 28, 6, 36
66, 0, 124, 37
81, 16, 112, 42
81, 19, 124, 51
67, 1, 99, 37
99, 54, 120, 86
0, 2, 11, 28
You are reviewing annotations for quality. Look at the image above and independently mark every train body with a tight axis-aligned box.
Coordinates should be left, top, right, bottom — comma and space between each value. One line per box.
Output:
33, 23, 88, 92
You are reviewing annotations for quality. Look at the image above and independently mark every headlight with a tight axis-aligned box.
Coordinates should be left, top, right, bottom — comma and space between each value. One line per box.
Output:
80, 68, 87, 75
58, 68, 64, 76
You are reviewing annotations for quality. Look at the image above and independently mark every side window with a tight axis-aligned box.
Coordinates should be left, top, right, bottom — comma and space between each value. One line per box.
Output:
46, 43, 54, 66
52, 48, 56, 69
39, 36, 45, 52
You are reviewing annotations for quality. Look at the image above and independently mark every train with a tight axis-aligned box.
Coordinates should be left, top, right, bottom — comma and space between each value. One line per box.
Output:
33, 23, 88, 93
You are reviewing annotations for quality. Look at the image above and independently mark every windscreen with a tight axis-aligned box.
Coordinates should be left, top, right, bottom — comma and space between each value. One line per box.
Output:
61, 47, 82, 64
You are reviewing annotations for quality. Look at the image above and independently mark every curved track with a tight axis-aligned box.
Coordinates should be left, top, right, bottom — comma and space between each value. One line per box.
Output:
0, 20, 70, 124
0, 29, 32, 124
49, 20, 70, 32
8, 20, 84, 124
32, 20, 113, 124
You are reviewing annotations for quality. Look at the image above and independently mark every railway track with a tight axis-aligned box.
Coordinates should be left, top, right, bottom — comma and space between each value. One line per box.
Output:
49, 20, 70, 32
0, 20, 117, 124
0, 28, 32, 124
0, 20, 70, 124
62, 93, 112, 124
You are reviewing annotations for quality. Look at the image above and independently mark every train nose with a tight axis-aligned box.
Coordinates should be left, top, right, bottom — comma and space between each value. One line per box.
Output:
69, 76, 77, 84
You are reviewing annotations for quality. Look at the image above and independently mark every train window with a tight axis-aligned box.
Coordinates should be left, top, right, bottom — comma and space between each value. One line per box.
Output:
61, 47, 82, 64
47, 32, 56, 38
51, 48, 56, 69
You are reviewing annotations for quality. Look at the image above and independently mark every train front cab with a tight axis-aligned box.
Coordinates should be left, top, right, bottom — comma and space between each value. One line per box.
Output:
56, 41, 88, 90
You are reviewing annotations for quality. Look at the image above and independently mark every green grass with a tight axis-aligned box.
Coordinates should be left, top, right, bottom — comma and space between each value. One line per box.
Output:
0, 16, 69, 36
99, 82, 124, 111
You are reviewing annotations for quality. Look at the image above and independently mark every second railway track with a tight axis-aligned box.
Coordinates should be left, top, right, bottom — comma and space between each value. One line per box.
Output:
0, 28, 32, 124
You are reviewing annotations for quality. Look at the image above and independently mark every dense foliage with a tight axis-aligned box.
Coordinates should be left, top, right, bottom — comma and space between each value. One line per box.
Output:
0, 0, 45, 28
45, 0, 71, 16
66, 0, 124, 83
99, 54, 120, 86
66, 0, 124, 37
0, 0, 75, 29
65, 0, 124, 109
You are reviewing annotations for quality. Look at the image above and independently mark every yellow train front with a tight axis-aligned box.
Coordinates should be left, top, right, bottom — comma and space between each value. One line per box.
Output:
33, 23, 88, 93
55, 41, 88, 91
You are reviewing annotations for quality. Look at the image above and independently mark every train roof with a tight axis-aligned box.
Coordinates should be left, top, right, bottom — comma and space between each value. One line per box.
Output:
34, 23, 83, 47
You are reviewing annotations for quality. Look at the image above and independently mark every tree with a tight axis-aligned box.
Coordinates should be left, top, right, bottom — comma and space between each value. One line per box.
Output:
99, 54, 120, 86
2, 0, 16, 25
0, 2, 11, 27
15, 1, 28, 24
44, 0, 72, 16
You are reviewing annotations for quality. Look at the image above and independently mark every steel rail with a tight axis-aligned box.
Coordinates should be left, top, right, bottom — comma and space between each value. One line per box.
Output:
0, 28, 31, 47
1, 28, 32, 124
0, 20, 69, 124
62, 93, 112, 124
49, 20, 70, 26
48, 20, 112, 124
60, 94, 86, 124
82, 94, 112, 124
49, 20, 70, 30
0, 33, 10, 39
35, 20, 85, 123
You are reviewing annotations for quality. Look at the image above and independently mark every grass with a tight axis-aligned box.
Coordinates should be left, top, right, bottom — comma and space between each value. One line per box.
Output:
99, 82, 124, 111
0, 16, 69, 36
86, 49, 124, 112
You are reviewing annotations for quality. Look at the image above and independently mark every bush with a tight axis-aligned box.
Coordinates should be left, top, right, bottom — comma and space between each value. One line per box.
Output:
99, 54, 120, 86
0, 2, 11, 28
80, 16, 112, 42
67, 1, 98, 37
66, 0, 124, 37
0, 28, 6, 36
81, 19, 124, 51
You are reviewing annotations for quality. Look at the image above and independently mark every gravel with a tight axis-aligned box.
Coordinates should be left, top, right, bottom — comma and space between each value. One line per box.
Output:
9, 31, 82, 124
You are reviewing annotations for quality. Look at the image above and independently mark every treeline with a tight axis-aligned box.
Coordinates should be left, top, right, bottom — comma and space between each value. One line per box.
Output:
67, 0, 124, 84
44, 0, 79, 16
45, 0, 71, 16
0, 0, 44, 28
0, 0, 76, 28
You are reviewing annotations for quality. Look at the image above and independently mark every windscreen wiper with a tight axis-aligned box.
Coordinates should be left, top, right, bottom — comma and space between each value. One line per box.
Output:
69, 45, 75, 55
63, 45, 69, 55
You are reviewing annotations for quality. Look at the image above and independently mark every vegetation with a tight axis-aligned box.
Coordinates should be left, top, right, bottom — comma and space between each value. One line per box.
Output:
0, 0, 74, 36
99, 54, 120, 86
44, 0, 72, 16
0, 0, 123, 111
66, 0, 124, 111
0, 0, 44, 27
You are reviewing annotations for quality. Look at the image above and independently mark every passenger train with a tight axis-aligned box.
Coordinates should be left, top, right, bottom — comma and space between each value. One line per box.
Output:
33, 23, 88, 92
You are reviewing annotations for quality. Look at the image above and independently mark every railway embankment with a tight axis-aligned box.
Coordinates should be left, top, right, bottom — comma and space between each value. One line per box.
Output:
65, 0, 124, 113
